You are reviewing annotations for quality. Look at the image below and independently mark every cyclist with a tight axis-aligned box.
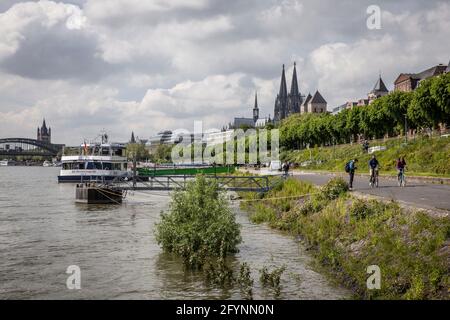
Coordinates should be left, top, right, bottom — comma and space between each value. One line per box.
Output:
396, 156, 407, 186
368, 155, 380, 187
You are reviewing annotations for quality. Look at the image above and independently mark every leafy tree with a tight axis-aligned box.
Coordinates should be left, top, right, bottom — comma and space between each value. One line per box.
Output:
409, 78, 441, 129
279, 76, 448, 151
126, 142, 150, 161
430, 72, 450, 124
155, 176, 241, 268
150, 144, 173, 163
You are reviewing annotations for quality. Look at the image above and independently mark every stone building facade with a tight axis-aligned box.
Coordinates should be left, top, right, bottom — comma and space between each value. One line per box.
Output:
394, 64, 448, 92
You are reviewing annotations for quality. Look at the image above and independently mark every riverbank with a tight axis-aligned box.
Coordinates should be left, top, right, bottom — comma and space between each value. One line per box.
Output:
283, 135, 450, 177
239, 178, 450, 299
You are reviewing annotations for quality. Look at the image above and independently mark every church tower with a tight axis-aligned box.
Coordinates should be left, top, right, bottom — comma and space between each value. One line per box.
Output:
287, 62, 303, 116
368, 74, 389, 102
274, 64, 288, 122
37, 119, 51, 143
253, 91, 259, 123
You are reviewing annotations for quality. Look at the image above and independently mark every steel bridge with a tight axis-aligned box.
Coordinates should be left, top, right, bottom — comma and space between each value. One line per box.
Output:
0, 138, 64, 158
104, 174, 286, 193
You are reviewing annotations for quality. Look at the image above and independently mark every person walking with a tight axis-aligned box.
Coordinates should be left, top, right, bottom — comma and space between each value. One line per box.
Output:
284, 161, 290, 177
345, 158, 358, 190
362, 140, 369, 153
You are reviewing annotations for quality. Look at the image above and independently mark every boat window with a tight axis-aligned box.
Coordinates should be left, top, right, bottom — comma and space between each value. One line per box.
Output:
63, 162, 85, 170
86, 162, 95, 169
111, 148, 124, 157
103, 163, 112, 170
94, 162, 103, 170
101, 148, 110, 156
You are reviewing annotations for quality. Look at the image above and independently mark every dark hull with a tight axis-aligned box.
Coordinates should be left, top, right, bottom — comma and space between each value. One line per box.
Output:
75, 184, 123, 204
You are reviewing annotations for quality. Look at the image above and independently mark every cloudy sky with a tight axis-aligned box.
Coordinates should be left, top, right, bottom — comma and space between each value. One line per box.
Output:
0, 0, 449, 144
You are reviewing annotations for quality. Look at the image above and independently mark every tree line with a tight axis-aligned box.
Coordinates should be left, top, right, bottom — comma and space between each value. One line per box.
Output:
280, 72, 450, 150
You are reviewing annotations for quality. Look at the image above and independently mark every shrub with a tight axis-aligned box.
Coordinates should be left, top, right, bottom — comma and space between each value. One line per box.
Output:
155, 176, 241, 269
259, 265, 286, 298
349, 199, 374, 220
349, 199, 390, 220
250, 204, 276, 224
204, 252, 235, 287
237, 262, 254, 300
320, 177, 349, 200
298, 196, 326, 216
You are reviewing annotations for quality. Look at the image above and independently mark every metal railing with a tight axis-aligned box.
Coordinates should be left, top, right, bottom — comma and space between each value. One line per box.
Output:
105, 174, 286, 193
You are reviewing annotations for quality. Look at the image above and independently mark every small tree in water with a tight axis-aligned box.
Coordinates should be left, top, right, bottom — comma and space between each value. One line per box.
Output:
155, 176, 242, 269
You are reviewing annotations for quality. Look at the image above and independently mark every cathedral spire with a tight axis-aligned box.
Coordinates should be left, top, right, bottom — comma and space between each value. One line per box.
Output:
253, 91, 259, 122
279, 64, 287, 97
290, 62, 299, 96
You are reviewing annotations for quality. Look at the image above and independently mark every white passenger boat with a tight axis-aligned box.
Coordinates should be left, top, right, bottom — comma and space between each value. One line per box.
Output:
58, 134, 129, 183
0, 159, 9, 166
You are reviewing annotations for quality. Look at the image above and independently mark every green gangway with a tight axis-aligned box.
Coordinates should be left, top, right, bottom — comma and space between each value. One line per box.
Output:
137, 165, 236, 177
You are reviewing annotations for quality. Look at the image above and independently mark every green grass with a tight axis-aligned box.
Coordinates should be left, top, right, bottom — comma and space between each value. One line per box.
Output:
240, 178, 315, 226
283, 135, 450, 177
241, 178, 450, 299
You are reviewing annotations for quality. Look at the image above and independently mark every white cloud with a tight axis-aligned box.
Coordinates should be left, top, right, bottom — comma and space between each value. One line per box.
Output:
260, 0, 303, 21
306, 2, 450, 107
84, 0, 208, 23
0, 0, 87, 60
0, 0, 449, 143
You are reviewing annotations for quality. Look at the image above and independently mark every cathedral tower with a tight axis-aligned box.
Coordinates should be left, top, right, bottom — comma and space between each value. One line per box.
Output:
274, 64, 288, 122
287, 62, 303, 116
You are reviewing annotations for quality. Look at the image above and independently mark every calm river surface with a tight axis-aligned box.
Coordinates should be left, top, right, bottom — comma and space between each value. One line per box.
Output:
0, 167, 350, 299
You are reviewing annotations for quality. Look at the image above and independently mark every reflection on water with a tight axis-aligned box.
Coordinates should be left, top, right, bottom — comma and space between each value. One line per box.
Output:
0, 167, 350, 299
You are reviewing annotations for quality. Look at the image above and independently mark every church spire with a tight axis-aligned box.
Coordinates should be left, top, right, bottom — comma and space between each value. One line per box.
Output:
279, 64, 287, 97
290, 62, 299, 96
253, 91, 259, 122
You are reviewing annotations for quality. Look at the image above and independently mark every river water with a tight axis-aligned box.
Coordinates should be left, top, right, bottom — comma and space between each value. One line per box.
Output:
0, 167, 350, 299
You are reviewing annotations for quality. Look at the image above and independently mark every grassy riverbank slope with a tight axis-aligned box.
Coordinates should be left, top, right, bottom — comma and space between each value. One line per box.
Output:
240, 178, 450, 299
282, 135, 450, 177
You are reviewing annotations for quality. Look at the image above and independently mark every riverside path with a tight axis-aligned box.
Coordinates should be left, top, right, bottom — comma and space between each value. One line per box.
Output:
242, 168, 450, 212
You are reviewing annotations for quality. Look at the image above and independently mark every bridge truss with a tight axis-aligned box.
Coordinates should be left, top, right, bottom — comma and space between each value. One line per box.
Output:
0, 138, 64, 158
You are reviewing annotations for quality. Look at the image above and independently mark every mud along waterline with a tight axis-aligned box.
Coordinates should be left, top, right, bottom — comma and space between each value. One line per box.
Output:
0, 167, 349, 299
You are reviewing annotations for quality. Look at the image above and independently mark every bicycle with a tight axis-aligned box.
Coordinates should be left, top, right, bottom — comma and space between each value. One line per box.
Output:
398, 168, 406, 187
369, 167, 379, 188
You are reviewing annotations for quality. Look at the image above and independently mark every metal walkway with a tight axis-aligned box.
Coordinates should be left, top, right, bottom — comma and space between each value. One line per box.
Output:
110, 174, 286, 193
